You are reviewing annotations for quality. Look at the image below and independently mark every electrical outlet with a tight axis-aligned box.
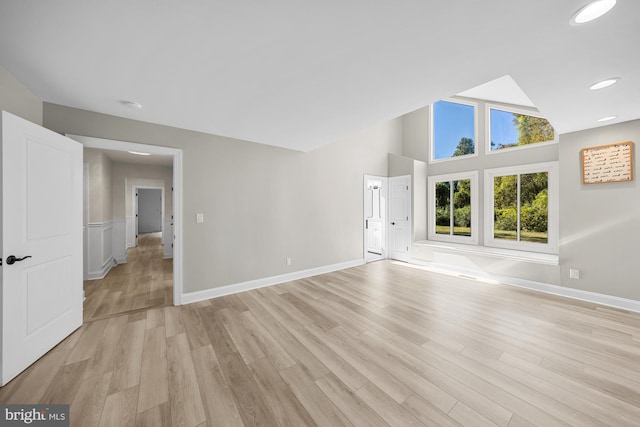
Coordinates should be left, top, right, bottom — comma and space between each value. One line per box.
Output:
286, 257, 292, 266
569, 268, 580, 279
196, 213, 204, 223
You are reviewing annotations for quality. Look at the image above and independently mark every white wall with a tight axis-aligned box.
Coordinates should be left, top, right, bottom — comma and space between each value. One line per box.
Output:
559, 119, 640, 301
43, 103, 402, 293
84, 148, 113, 223
401, 101, 640, 303
112, 163, 173, 219
83, 148, 115, 278
0, 66, 42, 125
110, 162, 173, 253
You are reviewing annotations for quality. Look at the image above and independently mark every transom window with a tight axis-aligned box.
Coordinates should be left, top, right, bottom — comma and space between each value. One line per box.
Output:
431, 100, 477, 162
487, 104, 556, 153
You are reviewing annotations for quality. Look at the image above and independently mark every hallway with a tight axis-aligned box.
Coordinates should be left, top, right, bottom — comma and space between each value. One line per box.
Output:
83, 232, 173, 322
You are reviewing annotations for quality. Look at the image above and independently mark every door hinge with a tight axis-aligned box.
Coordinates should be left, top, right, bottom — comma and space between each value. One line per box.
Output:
406, 216, 408, 220
406, 185, 408, 190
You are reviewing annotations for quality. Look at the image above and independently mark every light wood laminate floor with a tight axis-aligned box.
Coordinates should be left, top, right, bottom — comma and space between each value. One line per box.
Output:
83, 232, 173, 322
2, 256, 640, 426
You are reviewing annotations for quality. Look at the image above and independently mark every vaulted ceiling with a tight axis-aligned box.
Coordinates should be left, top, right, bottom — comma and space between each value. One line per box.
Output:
1, 1, 638, 151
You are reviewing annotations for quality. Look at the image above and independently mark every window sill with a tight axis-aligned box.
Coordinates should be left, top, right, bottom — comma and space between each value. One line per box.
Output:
414, 240, 559, 265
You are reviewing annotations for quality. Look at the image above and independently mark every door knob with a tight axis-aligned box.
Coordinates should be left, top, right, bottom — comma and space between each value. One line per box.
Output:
5, 255, 32, 265
391, 222, 396, 225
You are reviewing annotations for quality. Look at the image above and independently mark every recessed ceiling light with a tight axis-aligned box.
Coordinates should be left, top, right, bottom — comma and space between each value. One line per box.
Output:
128, 151, 151, 156
121, 100, 143, 110
570, 0, 616, 25
597, 115, 617, 122
589, 77, 620, 90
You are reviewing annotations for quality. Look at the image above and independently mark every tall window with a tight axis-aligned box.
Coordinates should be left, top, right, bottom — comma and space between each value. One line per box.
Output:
485, 163, 558, 253
431, 100, 477, 161
428, 172, 478, 244
488, 104, 556, 153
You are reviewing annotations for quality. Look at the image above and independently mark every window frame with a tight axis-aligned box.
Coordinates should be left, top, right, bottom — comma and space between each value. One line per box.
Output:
428, 171, 479, 245
485, 103, 558, 155
484, 162, 559, 254
430, 98, 479, 164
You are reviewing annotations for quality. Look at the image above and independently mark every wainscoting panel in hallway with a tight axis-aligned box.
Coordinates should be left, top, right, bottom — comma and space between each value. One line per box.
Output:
83, 232, 173, 323
1, 261, 639, 426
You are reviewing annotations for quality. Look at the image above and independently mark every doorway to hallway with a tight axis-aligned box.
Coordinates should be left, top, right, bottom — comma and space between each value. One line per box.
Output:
69, 134, 184, 309
83, 231, 172, 322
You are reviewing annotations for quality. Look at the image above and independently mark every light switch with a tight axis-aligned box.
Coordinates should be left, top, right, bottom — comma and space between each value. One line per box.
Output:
196, 213, 204, 223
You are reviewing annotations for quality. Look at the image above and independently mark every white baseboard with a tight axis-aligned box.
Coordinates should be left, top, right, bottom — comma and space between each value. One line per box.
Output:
88, 257, 115, 280
181, 259, 365, 305
404, 259, 640, 314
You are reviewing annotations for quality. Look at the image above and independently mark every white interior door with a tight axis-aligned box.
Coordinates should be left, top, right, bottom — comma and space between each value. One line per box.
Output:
364, 175, 387, 262
1, 111, 83, 386
389, 175, 411, 262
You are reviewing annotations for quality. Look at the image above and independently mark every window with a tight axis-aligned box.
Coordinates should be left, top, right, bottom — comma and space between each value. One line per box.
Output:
428, 172, 478, 244
485, 162, 558, 254
431, 100, 477, 162
487, 104, 556, 153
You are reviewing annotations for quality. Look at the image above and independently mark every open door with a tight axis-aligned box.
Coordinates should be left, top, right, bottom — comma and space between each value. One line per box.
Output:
1, 111, 83, 386
364, 175, 387, 262
389, 175, 411, 262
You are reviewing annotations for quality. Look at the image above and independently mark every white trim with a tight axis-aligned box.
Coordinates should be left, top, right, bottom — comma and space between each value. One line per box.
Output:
427, 171, 478, 245
414, 240, 559, 265
67, 134, 184, 305
112, 218, 127, 264
87, 221, 116, 280
401, 260, 640, 314
484, 161, 559, 254
182, 259, 365, 305
429, 98, 478, 164
88, 258, 115, 280
485, 103, 558, 155
125, 216, 135, 248
101, 225, 113, 266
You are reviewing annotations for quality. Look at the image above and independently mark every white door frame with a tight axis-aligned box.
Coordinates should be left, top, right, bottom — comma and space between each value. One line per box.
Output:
83, 162, 89, 281
363, 175, 388, 262
133, 186, 165, 243
67, 135, 184, 305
